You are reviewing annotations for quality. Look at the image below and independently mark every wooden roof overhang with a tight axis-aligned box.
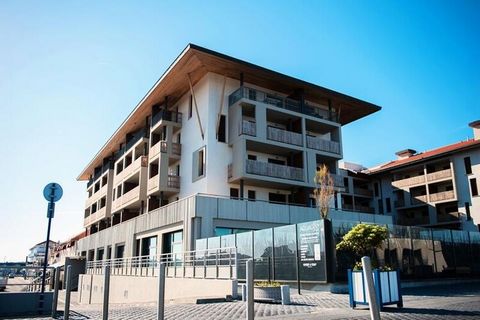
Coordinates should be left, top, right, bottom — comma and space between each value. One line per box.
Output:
78, 44, 381, 180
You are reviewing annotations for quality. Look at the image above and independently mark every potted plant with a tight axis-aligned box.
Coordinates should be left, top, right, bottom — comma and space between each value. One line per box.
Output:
336, 223, 403, 309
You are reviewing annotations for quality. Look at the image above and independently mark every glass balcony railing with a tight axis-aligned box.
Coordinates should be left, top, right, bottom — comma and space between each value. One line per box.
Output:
151, 110, 182, 127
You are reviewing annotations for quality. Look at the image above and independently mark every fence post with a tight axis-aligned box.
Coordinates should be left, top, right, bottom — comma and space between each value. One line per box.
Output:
174, 254, 177, 278
64, 265, 72, 320
430, 229, 438, 273
157, 263, 166, 320
361, 256, 380, 320
51, 267, 61, 318
102, 265, 111, 320
295, 223, 301, 295
216, 249, 219, 279
246, 259, 254, 320
203, 252, 207, 278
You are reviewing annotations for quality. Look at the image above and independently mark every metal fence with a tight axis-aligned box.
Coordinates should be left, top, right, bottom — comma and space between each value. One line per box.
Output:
0, 266, 56, 293
86, 247, 237, 279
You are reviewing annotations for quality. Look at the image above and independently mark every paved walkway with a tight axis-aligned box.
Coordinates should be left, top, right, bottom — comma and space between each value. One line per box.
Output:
7, 282, 480, 319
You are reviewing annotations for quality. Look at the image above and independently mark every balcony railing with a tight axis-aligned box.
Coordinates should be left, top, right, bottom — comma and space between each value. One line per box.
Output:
151, 110, 182, 127
148, 175, 159, 192
87, 163, 113, 188
353, 187, 373, 197
246, 159, 304, 181
168, 175, 180, 189
239, 120, 256, 136
342, 204, 374, 213
411, 195, 427, 205
267, 126, 303, 146
228, 163, 233, 179
392, 175, 426, 188
429, 190, 455, 202
426, 169, 452, 182
229, 86, 337, 122
125, 129, 148, 153
172, 143, 181, 156
306, 136, 340, 154
122, 185, 140, 204
331, 174, 345, 188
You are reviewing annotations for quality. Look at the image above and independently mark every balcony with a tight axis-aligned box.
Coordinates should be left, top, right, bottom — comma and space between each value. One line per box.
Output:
353, 187, 373, 197
429, 190, 455, 203
411, 195, 427, 205
392, 175, 426, 188
426, 169, 452, 182
306, 136, 340, 154
151, 110, 182, 127
246, 159, 304, 181
267, 126, 303, 146
229, 86, 337, 122
113, 185, 141, 211
332, 174, 345, 188
87, 163, 112, 188
120, 156, 148, 181
342, 204, 374, 213
148, 174, 180, 193
151, 141, 182, 159
239, 120, 256, 136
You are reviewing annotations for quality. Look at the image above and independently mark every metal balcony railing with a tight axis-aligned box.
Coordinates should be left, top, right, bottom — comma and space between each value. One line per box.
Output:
306, 136, 340, 154
168, 175, 180, 189
239, 120, 256, 136
86, 247, 237, 280
267, 126, 303, 146
229, 86, 337, 122
151, 110, 182, 127
246, 159, 304, 181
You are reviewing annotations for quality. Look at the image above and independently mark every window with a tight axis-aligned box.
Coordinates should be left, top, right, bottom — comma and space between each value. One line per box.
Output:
465, 202, 471, 220
214, 227, 251, 237
386, 197, 391, 213
470, 178, 478, 197
230, 188, 239, 199
192, 147, 206, 181
188, 95, 193, 119
464, 157, 472, 174
269, 193, 286, 203
378, 199, 384, 214
374, 183, 379, 197
163, 231, 183, 255
247, 154, 257, 161
218, 115, 226, 143
115, 244, 125, 259
248, 190, 256, 201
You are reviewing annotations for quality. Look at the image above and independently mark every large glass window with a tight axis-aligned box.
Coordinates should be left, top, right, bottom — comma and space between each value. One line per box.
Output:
163, 230, 183, 255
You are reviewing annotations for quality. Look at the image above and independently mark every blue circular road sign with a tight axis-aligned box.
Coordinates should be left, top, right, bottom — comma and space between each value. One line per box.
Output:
43, 183, 63, 202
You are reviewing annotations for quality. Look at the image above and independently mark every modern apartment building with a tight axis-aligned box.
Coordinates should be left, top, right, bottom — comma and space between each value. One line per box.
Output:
339, 121, 480, 231
76, 44, 386, 261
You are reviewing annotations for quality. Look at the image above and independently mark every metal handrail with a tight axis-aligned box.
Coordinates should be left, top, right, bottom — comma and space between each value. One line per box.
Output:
85, 247, 237, 279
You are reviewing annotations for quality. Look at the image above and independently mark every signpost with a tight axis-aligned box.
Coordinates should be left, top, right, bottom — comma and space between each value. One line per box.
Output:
41, 183, 62, 295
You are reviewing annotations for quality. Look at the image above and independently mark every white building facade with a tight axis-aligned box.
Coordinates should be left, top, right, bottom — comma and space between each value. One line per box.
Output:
76, 44, 388, 261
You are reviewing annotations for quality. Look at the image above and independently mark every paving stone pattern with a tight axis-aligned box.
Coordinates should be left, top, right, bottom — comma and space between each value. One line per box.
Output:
7, 282, 480, 319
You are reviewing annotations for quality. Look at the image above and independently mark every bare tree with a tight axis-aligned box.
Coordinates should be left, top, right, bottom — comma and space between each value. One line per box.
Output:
313, 164, 335, 219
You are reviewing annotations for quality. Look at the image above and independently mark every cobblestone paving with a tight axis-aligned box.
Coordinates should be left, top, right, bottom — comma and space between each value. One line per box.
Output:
7, 282, 480, 319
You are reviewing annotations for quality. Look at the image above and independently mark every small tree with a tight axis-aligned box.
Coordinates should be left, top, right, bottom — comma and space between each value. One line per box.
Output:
313, 164, 335, 219
336, 223, 388, 268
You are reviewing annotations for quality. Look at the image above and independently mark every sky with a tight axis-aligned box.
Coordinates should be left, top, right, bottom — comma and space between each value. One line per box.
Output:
0, 1, 479, 261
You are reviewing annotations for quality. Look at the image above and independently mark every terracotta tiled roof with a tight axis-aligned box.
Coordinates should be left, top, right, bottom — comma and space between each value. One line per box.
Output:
368, 138, 480, 174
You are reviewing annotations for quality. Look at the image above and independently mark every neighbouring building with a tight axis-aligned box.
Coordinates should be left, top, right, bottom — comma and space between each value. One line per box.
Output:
26, 240, 57, 266
76, 44, 390, 262
339, 121, 480, 231
49, 231, 86, 267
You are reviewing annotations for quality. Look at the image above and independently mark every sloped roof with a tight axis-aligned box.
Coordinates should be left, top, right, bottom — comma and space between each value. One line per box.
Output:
78, 43, 381, 180
368, 138, 480, 174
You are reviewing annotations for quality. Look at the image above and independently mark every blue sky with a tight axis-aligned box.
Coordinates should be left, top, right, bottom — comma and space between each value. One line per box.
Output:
0, 1, 478, 261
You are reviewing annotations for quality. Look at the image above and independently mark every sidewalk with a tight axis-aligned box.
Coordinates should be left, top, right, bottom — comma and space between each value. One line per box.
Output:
8, 282, 480, 319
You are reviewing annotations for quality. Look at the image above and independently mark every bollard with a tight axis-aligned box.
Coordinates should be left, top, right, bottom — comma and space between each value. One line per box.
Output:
103, 265, 111, 320
361, 256, 381, 320
232, 280, 238, 300
246, 259, 254, 320
51, 267, 61, 318
157, 263, 166, 320
241, 284, 247, 302
64, 265, 72, 320
281, 285, 290, 305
